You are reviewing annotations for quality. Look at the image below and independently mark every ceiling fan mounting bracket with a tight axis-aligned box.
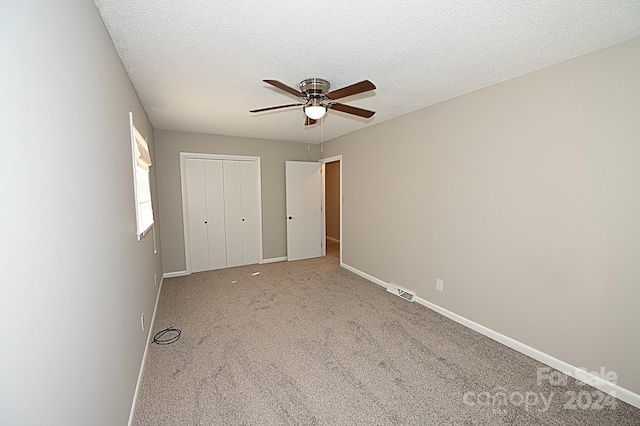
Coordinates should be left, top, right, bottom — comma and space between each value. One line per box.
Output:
299, 78, 330, 96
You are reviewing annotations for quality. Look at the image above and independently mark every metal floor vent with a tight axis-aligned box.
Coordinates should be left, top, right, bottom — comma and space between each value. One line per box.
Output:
387, 284, 415, 302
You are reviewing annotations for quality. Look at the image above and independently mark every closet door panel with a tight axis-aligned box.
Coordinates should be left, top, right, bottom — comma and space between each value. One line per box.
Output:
223, 160, 243, 268
240, 161, 260, 265
204, 160, 227, 270
185, 158, 209, 273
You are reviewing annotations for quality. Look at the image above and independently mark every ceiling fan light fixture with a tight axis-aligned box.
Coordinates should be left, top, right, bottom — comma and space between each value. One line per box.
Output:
304, 105, 327, 120
304, 96, 327, 120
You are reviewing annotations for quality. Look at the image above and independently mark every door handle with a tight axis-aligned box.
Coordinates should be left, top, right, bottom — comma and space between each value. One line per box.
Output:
204, 220, 208, 224
288, 216, 293, 220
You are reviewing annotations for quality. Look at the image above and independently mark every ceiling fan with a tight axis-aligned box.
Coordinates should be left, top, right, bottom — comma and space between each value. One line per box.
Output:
250, 78, 376, 125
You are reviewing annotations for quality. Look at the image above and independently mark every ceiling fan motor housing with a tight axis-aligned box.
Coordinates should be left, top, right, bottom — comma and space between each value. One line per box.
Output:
300, 78, 330, 96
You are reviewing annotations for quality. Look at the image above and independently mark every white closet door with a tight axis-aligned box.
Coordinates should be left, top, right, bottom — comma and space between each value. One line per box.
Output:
185, 158, 209, 273
183, 154, 262, 273
223, 160, 243, 268
240, 161, 260, 265
204, 160, 226, 270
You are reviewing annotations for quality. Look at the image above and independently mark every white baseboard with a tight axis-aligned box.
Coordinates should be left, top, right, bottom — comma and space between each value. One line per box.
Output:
341, 262, 388, 288
341, 262, 640, 409
261, 256, 287, 264
128, 275, 164, 426
163, 270, 189, 278
326, 236, 340, 244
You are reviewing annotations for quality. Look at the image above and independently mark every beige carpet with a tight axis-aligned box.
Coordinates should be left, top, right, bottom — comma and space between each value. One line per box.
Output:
134, 241, 640, 425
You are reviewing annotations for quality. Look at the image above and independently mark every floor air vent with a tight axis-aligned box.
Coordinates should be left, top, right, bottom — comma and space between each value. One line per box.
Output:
387, 284, 415, 302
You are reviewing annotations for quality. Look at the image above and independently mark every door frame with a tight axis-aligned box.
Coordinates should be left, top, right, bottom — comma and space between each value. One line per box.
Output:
319, 155, 342, 265
179, 152, 263, 274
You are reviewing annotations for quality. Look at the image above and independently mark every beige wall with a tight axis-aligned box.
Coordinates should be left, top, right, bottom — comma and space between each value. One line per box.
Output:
0, 1, 162, 424
155, 130, 320, 273
322, 38, 640, 393
325, 161, 341, 241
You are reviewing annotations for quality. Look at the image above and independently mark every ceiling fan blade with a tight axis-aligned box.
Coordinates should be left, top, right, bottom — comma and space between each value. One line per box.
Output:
264, 79, 305, 98
304, 116, 317, 126
250, 103, 304, 113
328, 102, 375, 118
325, 80, 376, 100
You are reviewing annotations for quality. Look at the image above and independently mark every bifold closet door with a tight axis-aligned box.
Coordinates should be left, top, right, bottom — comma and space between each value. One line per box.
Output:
222, 160, 260, 267
223, 161, 243, 268
204, 160, 226, 270
185, 158, 209, 272
240, 161, 260, 265
185, 158, 226, 272
185, 157, 261, 272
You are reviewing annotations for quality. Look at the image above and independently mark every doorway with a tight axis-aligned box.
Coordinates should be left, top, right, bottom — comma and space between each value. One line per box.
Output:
320, 156, 342, 264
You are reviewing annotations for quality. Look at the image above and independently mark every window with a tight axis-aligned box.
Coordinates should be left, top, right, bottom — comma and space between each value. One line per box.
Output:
130, 112, 154, 240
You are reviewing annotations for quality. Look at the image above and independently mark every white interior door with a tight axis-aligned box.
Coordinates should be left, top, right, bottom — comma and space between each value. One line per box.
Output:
286, 161, 323, 261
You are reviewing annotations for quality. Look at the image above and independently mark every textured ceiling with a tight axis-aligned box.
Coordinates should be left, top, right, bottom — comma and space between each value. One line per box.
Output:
93, 0, 640, 144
